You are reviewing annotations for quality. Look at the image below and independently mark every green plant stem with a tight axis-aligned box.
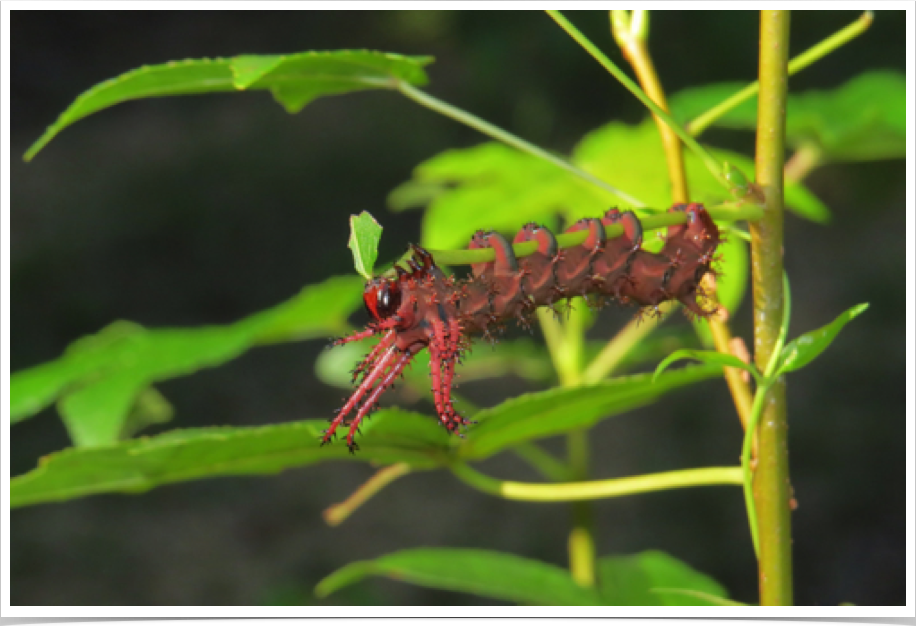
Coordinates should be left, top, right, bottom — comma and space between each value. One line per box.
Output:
451, 463, 744, 502
783, 142, 822, 183
396, 81, 644, 206
742, 274, 792, 557
751, 10, 793, 606
547, 10, 730, 190
567, 428, 595, 587
412, 204, 764, 268
582, 301, 674, 384
512, 442, 572, 482
535, 303, 594, 586
611, 10, 689, 202
322, 463, 411, 526
688, 11, 872, 137
608, 10, 756, 437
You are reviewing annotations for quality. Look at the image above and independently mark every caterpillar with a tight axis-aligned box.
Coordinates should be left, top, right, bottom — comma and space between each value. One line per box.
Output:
324, 202, 722, 452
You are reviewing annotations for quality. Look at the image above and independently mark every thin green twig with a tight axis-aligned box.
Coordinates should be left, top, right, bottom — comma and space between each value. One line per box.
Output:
396, 81, 644, 206
546, 10, 731, 190
451, 463, 744, 502
688, 12, 872, 137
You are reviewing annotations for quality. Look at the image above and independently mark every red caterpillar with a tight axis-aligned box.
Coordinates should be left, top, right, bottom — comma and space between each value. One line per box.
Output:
325, 203, 721, 452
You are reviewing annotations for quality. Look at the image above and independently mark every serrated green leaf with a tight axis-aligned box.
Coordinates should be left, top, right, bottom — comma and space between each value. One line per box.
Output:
10, 409, 451, 509
776, 303, 869, 376
10, 276, 364, 445
347, 212, 383, 280
670, 71, 906, 163
315, 548, 603, 605
653, 349, 760, 386
458, 364, 722, 460
398, 120, 827, 250
25, 50, 433, 160
598, 550, 729, 606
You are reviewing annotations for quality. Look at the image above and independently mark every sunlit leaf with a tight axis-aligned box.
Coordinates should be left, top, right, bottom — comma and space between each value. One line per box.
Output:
397, 120, 828, 250
315, 548, 603, 605
348, 212, 383, 280
670, 71, 906, 163
25, 50, 433, 160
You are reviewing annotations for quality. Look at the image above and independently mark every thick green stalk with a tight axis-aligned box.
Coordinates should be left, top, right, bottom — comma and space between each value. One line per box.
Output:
751, 10, 793, 606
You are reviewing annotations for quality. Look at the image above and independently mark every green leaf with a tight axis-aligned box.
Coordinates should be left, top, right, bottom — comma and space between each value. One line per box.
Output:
315, 548, 603, 605
670, 71, 906, 163
653, 349, 760, 386
458, 364, 722, 460
347, 212, 383, 280
10, 409, 451, 509
393, 120, 826, 249
598, 550, 729, 606
776, 303, 869, 376
25, 50, 433, 160
409, 142, 592, 250
9, 276, 364, 445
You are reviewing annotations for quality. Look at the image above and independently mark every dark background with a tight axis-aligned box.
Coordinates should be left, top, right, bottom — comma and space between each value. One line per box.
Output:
9, 11, 907, 606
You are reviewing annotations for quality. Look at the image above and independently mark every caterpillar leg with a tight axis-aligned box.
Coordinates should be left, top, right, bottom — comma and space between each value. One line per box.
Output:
350, 330, 395, 384
322, 345, 399, 448
342, 348, 415, 453
428, 317, 474, 435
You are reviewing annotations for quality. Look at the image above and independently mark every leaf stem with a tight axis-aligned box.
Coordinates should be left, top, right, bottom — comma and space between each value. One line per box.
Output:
396, 81, 644, 206
322, 463, 411, 526
750, 10, 793, 606
688, 11, 872, 137
546, 10, 731, 190
582, 301, 674, 384
608, 10, 757, 437
611, 10, 689, 202
451, 463, 744, 502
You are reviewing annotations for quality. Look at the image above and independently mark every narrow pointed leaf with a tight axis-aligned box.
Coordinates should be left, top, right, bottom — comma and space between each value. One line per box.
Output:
776, 303, 869, 376
653, 350, 760, 385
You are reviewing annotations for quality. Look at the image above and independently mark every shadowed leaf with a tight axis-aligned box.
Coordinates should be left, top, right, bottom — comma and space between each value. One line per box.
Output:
316, 548, 603, 605
10, 409, 451, 509
25, 50, 433, 160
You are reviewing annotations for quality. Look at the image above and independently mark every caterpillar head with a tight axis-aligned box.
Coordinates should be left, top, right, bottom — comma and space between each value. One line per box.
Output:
667, 203, 720, 251
363, 277, 402, 322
